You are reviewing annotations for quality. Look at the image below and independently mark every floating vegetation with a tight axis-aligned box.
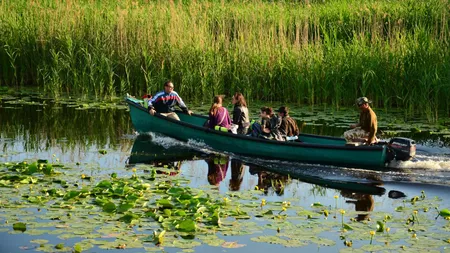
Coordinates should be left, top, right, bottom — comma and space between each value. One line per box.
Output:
0, 160, 449, 252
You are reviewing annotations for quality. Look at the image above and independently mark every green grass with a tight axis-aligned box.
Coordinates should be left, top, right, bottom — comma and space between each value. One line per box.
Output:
0, 0, 449, 121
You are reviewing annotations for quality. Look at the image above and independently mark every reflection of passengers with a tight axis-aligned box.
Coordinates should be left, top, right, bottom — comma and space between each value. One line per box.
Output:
151, 161, 182, 176
229, 159, 245, 191
249, 165, 288, 195
342, 191, 375, 221
207, 156, 229, 186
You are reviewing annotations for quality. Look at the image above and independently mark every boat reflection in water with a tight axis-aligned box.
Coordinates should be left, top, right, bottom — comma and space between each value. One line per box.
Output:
127, 134, 392, 197
128, 134, 206, 175
126, 135, 413, 222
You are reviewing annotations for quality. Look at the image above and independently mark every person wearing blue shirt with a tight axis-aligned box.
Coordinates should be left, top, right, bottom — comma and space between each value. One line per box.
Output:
148, 80, 192, 120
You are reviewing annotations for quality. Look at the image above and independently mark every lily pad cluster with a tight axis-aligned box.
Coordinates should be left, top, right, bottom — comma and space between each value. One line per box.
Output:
0, 160, 449, 252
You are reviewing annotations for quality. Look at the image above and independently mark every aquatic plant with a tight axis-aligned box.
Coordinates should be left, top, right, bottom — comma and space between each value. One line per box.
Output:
1, 158, 450, 251
0, 0, 449, 120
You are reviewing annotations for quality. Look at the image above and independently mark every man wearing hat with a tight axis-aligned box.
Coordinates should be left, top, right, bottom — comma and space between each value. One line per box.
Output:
344, 97, 378, 145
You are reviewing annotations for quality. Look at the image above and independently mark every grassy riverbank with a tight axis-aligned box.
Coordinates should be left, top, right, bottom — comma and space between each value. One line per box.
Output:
0, 0, 449, 120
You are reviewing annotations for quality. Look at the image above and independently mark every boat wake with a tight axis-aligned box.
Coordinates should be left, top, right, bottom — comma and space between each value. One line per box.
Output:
389, 154, 450, 171
143, 132, 222, 156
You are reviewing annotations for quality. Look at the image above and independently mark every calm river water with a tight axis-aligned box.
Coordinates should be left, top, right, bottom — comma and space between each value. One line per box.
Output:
1, 95, 450, 252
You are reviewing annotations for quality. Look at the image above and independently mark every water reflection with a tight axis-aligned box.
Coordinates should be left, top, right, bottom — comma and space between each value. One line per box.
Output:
342, 191, 375, 221
128, 134, 202, 167
128, 136, 390, 199
0, 98, 133, 153
2, 97, 449, 193
249, 165, 290, 195
206, 155, 229, 186
230, 159, 245, 191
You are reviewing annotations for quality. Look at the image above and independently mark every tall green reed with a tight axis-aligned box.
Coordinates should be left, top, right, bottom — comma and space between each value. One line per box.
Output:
0, 0, 448, 120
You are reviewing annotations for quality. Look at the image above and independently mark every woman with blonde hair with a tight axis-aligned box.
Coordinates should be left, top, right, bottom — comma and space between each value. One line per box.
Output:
208, 95, 232, 130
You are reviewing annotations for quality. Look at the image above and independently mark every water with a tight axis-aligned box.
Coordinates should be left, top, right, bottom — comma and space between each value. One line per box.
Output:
1, 95, 450, 252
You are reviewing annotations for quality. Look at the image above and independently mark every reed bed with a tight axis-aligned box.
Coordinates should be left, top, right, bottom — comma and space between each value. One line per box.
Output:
0, 0, 449, 120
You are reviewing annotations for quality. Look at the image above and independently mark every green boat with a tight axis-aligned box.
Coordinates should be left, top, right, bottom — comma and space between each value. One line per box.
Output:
126, 97, 415, 169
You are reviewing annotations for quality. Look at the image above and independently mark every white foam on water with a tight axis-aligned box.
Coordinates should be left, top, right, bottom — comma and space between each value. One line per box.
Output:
142, 132, 184, 149
391, 155, 450, 171
144, 132, 221, 155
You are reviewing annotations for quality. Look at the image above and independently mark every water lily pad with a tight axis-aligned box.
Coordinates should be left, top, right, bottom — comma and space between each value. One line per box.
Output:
118, 212, 139, 223
177, 219, 196, 232
102, 202, 116, 213
221, 241, 246, 248
251, 236, 307, 247
30, 239, 49, 245
13, 222, 26, 232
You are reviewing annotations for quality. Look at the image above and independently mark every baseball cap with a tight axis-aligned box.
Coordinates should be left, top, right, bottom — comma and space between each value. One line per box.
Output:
356, 97, 372, 107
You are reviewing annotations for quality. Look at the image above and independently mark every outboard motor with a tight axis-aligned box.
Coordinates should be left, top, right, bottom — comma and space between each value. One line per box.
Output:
388, 137, 416, 161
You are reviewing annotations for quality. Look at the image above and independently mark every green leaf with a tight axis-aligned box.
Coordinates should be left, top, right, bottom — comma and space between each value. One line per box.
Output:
94, 197, 109, 206
439, 209, 450, 217
63, 191, 81, 200
74, 243, 82, 253
157, 199, 174, 209
167, 187, 185, 195
13, 222, 26, 232
43, 164, 53, 175
118, 213, 139, 223
163, 209, 172, 217
96, 180, 112, 189
174, 210, 187, 216
117, 203, 134, 213
177, 219, 196, 232
27, 163, 38, 175
376, 221, 385, 232
103, 202, 116, 213
98, 150, 107, 155
55, 243, 64, 249
30, 239, 49, 245
343, 223, 354, 230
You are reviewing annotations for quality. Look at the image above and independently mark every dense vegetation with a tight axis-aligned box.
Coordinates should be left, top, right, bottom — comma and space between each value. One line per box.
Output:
0, 0, 449, 120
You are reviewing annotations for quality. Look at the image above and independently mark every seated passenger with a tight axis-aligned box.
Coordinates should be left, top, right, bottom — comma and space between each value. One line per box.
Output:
277, 106, 300, 140
208, 95, 232, 130
251, 107, 283, 141
344, 97, 377, 145
232, 92, 250, 135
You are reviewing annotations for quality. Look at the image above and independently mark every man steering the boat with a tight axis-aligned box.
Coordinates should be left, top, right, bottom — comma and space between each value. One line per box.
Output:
148, 80, 192, 120
344, 97, 377, 145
